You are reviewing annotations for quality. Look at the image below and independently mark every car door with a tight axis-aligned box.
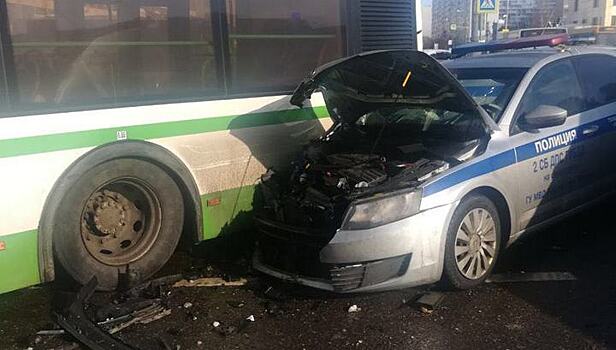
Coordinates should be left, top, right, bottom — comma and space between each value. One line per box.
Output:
571, 54, 616, 196
510, 58, 594, 230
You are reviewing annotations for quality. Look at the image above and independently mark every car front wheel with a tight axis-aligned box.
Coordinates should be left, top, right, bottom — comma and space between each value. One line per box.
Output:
442, 194, 501, 289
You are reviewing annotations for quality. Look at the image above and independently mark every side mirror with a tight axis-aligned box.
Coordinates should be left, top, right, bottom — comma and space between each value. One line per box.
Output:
521, 105, 568, 129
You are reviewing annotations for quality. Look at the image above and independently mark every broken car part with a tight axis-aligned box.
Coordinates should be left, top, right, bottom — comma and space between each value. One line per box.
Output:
53, 276, 137, 350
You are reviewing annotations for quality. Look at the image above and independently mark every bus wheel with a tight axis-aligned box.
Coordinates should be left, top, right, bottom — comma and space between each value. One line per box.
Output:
52, 158, 184, 291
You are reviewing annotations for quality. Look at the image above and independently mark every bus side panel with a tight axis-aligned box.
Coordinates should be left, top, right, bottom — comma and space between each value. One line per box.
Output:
0, 229, 39, 294
0, 149, 92, 293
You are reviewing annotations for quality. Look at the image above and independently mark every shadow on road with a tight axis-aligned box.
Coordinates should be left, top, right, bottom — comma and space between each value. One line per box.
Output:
494, 197, 616, 348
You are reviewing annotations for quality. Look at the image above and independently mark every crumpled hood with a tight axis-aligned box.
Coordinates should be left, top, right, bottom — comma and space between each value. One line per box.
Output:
291, 50, 496, 129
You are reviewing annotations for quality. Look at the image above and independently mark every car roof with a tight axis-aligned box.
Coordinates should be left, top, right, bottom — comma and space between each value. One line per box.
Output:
442, 49, 558, 69
442, 46, 616, 70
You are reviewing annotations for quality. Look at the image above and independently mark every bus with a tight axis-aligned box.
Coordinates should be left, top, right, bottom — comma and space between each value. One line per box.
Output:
0, 0, 421, 294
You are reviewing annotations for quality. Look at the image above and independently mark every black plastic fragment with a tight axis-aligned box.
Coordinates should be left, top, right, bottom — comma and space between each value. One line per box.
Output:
53, 276, 137, 350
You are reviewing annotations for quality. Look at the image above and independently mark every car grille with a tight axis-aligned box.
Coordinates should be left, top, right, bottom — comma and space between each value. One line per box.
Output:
256, 216, 412, 291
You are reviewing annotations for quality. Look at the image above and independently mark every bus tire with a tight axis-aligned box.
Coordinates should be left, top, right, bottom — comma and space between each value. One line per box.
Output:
441, 194, 501, 290
51, 158, 184, 291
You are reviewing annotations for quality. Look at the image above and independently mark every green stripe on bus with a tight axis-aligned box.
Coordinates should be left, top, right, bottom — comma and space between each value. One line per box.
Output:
201, 185, 256, 240
0, 230, 40, 294
0, 106, 329, 159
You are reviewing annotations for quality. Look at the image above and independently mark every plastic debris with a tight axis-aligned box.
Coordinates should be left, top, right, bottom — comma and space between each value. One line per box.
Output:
226, 300, 245, 308
347, 305, 361, 313
173, 277, 247, 288
246, 315, 255, 322
213, 321, 221, 328
183, 302, 193, 309
36, 329, 65, 336
415, 292, 445, 314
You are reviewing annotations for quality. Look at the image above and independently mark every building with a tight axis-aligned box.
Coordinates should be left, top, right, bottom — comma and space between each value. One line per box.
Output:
500, 0, 564, 30
432, 0, 473, 45
423, 4, 433, 39
563, 0, 616, 26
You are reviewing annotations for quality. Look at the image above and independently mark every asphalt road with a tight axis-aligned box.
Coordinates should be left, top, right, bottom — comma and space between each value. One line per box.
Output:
1, 199, 615, 350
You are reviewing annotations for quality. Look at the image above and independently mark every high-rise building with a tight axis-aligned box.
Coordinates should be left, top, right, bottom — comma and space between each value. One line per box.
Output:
563, 0, 616, 26
499, 0, 564, 30
432, 0, 473, 44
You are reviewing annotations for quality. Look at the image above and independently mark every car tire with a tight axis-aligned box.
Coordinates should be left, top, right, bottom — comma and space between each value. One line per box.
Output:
51, 158, 184, 291
442, 194, 501, 290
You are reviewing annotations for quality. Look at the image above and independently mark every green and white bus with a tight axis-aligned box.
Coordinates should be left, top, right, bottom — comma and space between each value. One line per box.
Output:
0, 0, 420, 293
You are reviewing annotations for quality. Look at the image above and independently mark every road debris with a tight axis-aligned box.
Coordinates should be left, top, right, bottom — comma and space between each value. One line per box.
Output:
415, 292, 445, 314
486, 272, 577, 283
173, 277, 248, 288
36, 329, 65, 336
53, 276, 136, 350
347, 305, 361, 313
108, 304, 172, 334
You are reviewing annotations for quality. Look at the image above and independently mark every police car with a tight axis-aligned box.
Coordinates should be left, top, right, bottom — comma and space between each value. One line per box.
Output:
253, 34, 616, 292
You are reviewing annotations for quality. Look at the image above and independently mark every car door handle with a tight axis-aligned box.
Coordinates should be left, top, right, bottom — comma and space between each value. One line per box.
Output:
582, 125, 599, 135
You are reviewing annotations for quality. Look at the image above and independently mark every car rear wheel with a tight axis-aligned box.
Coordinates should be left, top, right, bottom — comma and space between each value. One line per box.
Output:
52, 158, 184, 290
442, 194, 501, 289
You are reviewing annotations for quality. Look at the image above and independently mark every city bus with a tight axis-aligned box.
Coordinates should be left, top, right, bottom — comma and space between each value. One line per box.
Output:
0, 0, 421, 293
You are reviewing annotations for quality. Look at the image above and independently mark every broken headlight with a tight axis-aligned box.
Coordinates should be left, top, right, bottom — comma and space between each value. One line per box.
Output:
341, 189, 422, 230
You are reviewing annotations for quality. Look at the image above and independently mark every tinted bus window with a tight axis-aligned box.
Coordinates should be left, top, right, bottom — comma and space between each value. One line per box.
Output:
573, 55, 616, 109
226, 0, 346, 94
6, 0, 220, 112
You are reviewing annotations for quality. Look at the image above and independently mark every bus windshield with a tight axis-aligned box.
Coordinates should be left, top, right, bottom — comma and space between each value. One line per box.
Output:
448, 67, 528, 121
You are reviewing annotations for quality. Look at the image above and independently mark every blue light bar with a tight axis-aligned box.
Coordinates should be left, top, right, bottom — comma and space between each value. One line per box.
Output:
451, 33, 569, 57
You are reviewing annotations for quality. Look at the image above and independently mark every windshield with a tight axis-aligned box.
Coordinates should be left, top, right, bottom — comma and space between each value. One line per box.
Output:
354, 106, 486, 144
447, 68, 528, 122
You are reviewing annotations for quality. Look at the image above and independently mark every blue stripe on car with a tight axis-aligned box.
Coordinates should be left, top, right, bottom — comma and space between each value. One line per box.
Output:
423, 114, 616, 197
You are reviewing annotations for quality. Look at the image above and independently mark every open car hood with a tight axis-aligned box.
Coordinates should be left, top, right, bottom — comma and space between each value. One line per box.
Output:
291, 50, 497, 130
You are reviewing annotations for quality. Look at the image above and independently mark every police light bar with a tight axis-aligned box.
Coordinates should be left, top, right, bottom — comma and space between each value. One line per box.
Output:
451, 33, 569, 57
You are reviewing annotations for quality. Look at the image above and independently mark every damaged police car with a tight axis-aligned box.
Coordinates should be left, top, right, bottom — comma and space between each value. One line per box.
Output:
253, 46, 616, 292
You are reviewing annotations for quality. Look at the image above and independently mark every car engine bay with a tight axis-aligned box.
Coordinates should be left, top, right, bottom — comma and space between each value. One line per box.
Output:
257, 106, 487, 232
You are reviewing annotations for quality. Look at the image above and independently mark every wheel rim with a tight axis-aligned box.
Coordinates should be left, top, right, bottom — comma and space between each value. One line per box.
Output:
455, 208, 497, 280
80, 177, 162, 266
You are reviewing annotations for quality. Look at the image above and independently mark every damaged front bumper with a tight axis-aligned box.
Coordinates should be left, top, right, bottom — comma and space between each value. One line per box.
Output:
253, 203, 455, 293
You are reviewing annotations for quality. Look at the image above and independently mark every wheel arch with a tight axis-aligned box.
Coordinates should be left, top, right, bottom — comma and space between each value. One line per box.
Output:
38, 140, 203, 282
460, 186, 513, 248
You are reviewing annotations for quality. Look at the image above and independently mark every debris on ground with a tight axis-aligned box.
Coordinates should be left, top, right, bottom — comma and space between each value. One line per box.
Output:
415, 292, 445, 314
486, 272, 577, 283
108, 304, 172, 334
262, 286, 287, 301
53, 276, 136, 350
226, 300, 246, 308
36, 329, 65, 336
173, 277, 248, 288
49, 274, 183, 350
246, 315, 255, 322
213, 321, 221, 328
183, 302, 193, 309
347, 305, 361, 313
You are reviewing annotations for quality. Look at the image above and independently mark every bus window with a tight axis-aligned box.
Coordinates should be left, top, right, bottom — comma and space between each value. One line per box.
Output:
6, 0, 221, 112
226, 0, 346, 94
